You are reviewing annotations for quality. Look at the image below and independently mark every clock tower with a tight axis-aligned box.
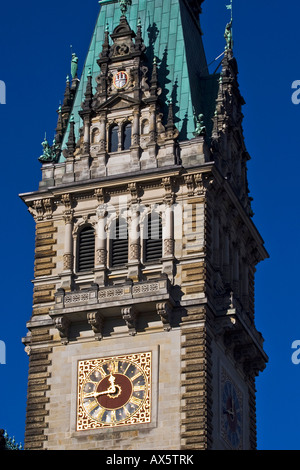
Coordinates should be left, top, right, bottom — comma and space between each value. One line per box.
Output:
20, 0, 268, 450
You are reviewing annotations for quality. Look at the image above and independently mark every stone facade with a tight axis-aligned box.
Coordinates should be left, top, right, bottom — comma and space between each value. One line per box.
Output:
20, 1, 268, 451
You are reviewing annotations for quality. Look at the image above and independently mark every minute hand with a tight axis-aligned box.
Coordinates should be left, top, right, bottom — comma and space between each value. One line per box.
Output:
84, 384, 116, 398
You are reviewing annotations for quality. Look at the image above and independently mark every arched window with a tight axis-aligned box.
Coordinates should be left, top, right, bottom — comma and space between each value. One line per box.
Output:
111, 217, 128, 267
122, 123, 131, 150
109, 124, 119, 152
145, 213, 162, 262
77, 225, 95, 272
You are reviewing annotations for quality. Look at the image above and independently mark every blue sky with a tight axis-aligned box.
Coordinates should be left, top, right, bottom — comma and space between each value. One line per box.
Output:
0, 0, 299, 450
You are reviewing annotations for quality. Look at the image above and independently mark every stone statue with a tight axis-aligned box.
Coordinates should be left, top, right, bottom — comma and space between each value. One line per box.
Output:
71, 53, 79, 79
39, 134, 56, 163
224, 21, 233, 50
119, 0, 132, 15
193, 111, 206, 137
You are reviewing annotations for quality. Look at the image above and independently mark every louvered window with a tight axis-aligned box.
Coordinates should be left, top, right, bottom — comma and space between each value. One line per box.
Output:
77, 226, 95, 272
145, 214, 163, 262
111, 218, 128, 267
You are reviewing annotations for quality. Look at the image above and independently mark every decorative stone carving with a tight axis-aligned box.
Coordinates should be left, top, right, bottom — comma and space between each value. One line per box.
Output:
87, 311, 104, 340
184, 174, 195, 196
95, 188, 105, 205
194, 172, 214, 196
61, 193, 72, 210
96, 248, 107, 265
164, 238, 174, 257
54, 315, 70, 345
121, 307, 137, 336
33, 200, 44, 221
162, 176, 175, 205
156, 302, 172, 331
128, 182, 140, 205
63, 253, 73, 271
43, 198, 54, 219
130, 243, 140, 261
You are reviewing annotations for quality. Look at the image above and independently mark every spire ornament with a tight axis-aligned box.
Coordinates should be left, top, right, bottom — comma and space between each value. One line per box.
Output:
98, 0, 132, 16
71, 50, 79, 79
39, 133, 57, 164
119, 0, 132, 15
225, 0, 233, 50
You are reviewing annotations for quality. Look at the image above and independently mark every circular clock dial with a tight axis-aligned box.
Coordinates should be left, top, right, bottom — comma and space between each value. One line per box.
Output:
80, 358, 148, 426
222, 380, 242, 448
113, 71, 128, 89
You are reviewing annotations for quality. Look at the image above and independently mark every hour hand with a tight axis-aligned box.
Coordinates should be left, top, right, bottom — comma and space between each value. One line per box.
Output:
84, 387, 113, 398
84, 377, 116, 398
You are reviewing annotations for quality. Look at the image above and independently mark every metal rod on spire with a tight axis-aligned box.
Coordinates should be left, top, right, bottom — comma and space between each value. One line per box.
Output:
98, 0, 118, 6
226, 0, 233, 22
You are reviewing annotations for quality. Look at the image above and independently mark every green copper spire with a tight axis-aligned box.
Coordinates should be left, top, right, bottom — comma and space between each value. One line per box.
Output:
59, 0, 218, 162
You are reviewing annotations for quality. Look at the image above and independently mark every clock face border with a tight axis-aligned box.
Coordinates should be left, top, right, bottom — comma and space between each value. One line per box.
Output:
220, 367, 243, 450
77, 351, 151, 431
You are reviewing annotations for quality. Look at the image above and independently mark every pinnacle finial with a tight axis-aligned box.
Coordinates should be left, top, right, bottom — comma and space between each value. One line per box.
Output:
225, 0, 233, 50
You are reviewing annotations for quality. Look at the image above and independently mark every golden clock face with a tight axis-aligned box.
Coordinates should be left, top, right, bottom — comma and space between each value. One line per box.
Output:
77, 352, 151, 430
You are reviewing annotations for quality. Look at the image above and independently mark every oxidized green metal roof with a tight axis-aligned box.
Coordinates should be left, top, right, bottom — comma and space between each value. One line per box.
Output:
60, 0, 218, 162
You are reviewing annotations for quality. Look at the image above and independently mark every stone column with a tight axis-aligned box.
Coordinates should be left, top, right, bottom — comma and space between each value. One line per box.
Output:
132, 108, 140, 145
63, 216, 73, 272
128, 205, 141, 282
83, 117, 90, 153
60, 194, 74, 290
147, 104, 158, 164
91, 113, 107, 178
99, 115, 106, 152
162, 202, 175, 280
94, 205, 107, 286
163, 203, 174, 258
75, 116, 91, 181
131, 108, 141, 171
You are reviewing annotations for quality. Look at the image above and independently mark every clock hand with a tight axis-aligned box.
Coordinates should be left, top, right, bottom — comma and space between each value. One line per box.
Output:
84, 374, 117, 398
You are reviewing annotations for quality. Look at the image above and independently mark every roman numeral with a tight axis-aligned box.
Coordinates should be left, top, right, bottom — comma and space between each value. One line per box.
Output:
130, 396, 142, 406
133, 385, 145, 392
